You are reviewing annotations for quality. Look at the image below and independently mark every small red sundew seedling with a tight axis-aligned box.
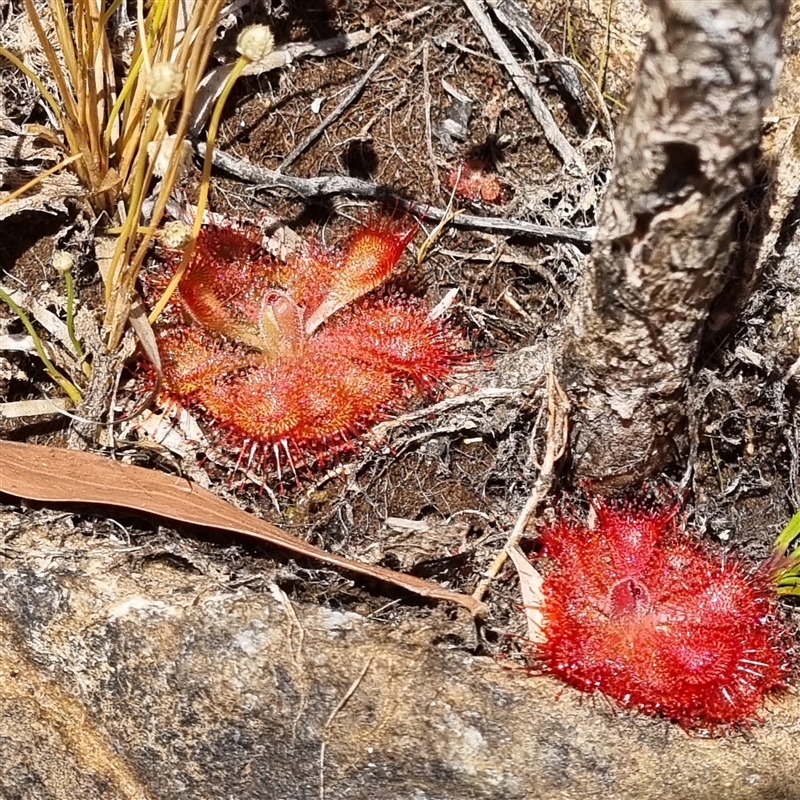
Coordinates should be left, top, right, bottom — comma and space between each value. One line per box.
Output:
528, 492, 797, 732
140, 212, 469, 482
445, 159, 505, 205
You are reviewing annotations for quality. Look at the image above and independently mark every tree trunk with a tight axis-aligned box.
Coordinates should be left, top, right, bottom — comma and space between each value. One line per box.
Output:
560, 0, 788, 486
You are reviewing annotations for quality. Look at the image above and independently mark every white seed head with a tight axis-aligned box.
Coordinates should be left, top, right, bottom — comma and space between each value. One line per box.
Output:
236, 25, 275, 62
147, 61, 183, 101
52, 250, 74, 274
147, 134, 193, 179
158, 220, 193, 250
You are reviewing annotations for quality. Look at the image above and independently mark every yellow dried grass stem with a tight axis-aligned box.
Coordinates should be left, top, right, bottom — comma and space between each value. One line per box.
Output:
104, 0, 229, 348
147, 56, 250, 325
0, 153, 83, 208
8, 0, 239, 350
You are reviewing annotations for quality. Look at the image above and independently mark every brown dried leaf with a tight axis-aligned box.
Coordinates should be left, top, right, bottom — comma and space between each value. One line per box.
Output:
0, 125, 61, 162
0, 440, 486, 617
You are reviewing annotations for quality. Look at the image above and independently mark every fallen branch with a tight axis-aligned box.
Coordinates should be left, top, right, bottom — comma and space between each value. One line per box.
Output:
200, 145, 595, 244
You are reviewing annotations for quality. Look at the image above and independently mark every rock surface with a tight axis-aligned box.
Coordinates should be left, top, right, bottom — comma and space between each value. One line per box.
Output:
0, 509, 797, 800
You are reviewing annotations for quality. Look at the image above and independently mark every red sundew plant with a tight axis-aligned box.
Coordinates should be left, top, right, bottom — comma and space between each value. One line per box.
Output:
140, 213, 468, 481
529, 492, 797, 731
445, 159, 505, 205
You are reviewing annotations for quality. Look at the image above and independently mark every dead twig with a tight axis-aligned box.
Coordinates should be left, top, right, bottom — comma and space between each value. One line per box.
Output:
461, 0, 585, 173
472, 366, 569, 602
278, 54, 386, 173
199, 145, 595, 244
487, 0, 588, 120
421, 41, 441, 199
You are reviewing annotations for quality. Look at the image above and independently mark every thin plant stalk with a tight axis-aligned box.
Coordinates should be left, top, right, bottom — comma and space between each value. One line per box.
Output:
104, 106, 169, 304
147, 55, 250, 324
0, 288, 83, 405
63, 268, 90, 376
105, 0, 228, 346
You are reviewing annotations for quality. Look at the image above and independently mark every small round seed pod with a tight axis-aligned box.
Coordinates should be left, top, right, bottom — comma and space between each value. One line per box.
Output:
147, 61, 183, 101
236, 25, 275, 62
157, 220, 193, 250
52, 250, 74, 274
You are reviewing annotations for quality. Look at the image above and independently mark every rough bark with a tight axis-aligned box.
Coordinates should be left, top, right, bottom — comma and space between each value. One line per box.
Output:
561, 0, 788, 486
0, 512, 798, 800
